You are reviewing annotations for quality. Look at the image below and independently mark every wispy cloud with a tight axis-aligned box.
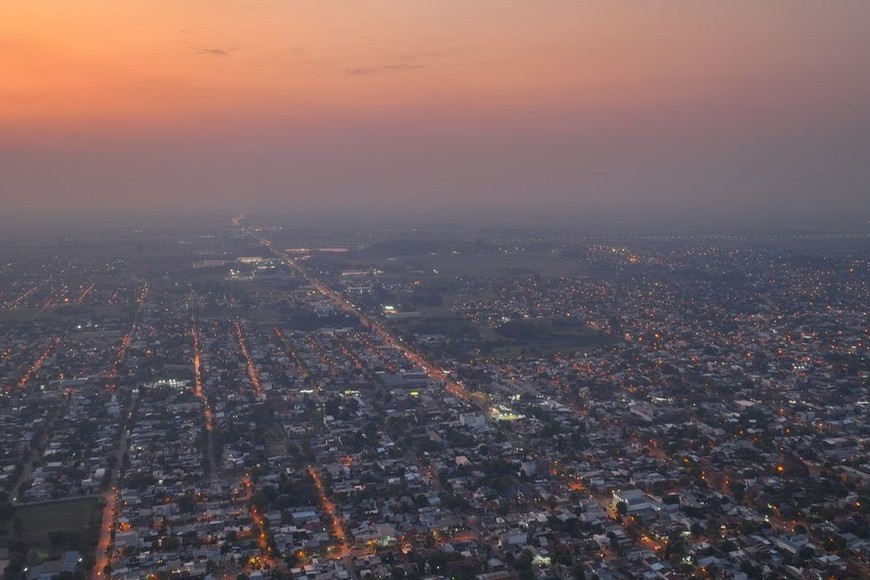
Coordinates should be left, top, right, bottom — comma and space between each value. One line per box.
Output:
346, 48, 444, 76
173, 36, 238, 57
196, 46, 235, 57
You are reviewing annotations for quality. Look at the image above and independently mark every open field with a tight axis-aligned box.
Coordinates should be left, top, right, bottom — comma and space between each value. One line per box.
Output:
388, 314, 615, 361
264, 425, 290, 457
0, 305, 131, 323
331, 251, 588, 279
404, 253, 587, 278
482, 318, 617, 358
0, 497, 99, 558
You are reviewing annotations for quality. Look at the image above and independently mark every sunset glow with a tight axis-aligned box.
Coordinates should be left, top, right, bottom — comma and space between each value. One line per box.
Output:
3, 1, 870, 221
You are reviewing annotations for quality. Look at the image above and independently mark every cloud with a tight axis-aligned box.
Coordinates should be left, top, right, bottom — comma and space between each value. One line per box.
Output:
172, 37, 237, 56
346, 63, 425, 76
343, 46, 443, 76
196, 47, 235, 57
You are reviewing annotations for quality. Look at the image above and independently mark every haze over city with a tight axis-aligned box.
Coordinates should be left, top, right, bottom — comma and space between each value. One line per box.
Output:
3, 1, 870, 227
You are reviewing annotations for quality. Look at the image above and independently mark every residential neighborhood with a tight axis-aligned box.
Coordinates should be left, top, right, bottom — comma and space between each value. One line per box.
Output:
1, 219, 868, 580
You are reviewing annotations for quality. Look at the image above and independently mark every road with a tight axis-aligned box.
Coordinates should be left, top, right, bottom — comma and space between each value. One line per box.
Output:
273, 327, 311, 382
16, 338, 59, 390
240, 474, 278, 571
91, 285, 148, 578
308, 466, 349, 557
91, 398, 135, 579
6, 285, 38, 309
235, 216, 497, 564
236, 217, 486, 408
192, 319, 218, 484
234, 321, 264, 396
76, 282, 96, 305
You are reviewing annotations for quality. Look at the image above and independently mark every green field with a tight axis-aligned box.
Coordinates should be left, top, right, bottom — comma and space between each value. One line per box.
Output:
387, 314, 614, 361
482, 318, 616, 358
0, 497, 100, 559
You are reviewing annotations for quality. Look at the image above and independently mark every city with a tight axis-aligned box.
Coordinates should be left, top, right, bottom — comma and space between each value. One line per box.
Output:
1, 216, 868, 579
4, 2, 870, 579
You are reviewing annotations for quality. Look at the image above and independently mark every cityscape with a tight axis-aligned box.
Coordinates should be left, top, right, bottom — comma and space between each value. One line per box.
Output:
0, 216, 868, 579
4, 1, 870, 579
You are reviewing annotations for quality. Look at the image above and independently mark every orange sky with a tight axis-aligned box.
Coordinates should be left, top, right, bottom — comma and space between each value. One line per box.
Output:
3, 1, 870, 221
5, 1, 864, 133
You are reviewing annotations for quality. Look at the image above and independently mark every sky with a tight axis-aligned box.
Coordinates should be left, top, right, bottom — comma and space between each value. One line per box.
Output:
3, 1, 870, 227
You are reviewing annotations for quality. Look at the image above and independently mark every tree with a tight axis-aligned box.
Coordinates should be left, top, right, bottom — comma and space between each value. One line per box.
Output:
161, 535, 181, 552
249, 491, 270, 512
728, 480, 746, 502
553, 546, 572, 566
514, 550, 534, 574
178, 492, 197, 513
615, 501, 627, 516
793, 523, 807, 535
